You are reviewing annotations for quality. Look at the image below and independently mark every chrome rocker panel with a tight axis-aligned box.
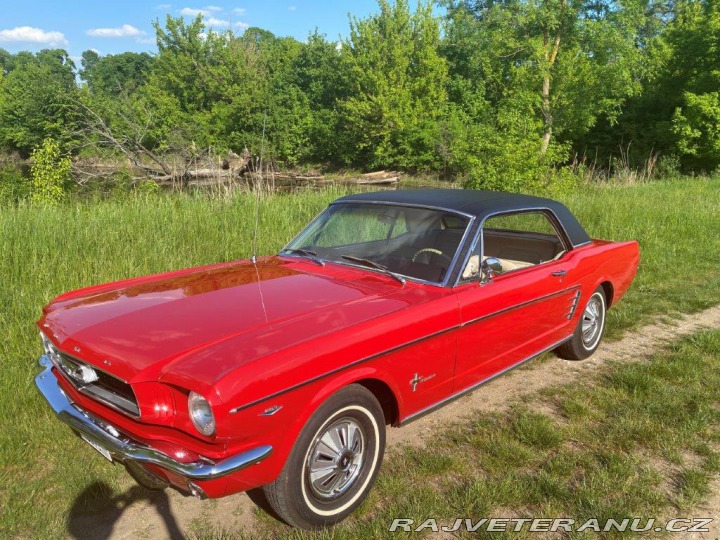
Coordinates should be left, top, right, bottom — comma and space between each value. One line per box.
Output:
35, 355, 272, 481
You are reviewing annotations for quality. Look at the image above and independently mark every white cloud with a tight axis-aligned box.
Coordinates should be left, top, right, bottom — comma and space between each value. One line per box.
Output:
232, 7, 246, 14
180, 7, 210, 16
180, 5, 223, 17
86, 24, 144, 38
234, 21, 249, 30
207, 17, 230, 27
289, 5, 296, 11
0, 26, 68, 46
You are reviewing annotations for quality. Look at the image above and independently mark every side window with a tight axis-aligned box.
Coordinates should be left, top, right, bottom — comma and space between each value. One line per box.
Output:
482, 211, 566, 273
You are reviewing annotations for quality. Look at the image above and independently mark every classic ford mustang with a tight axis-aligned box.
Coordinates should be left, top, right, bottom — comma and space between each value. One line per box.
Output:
35, 189, 639, 528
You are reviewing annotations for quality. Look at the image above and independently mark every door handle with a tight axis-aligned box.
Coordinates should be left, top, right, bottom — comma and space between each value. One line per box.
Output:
551, 270, 567, 277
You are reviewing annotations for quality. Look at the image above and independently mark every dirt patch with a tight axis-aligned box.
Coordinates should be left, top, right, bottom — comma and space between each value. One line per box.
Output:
77, 305, 720, 539
690, 482, 720, 539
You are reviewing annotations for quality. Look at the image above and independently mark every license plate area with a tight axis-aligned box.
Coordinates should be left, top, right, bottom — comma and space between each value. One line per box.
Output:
81, 434, 113, 462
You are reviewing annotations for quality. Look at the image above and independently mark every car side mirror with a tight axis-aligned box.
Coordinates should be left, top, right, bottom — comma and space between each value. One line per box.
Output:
480, 257, 502, 285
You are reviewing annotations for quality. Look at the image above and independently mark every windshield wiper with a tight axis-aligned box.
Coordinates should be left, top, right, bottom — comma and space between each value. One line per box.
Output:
341, 255, 406, 284
281, 248, 325, 266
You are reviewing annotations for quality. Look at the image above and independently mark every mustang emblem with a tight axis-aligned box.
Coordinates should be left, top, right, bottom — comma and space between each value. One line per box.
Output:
410, 372, 436, 392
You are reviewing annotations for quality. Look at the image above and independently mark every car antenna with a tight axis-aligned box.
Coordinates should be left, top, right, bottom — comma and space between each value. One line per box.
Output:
251, 112, 267, 264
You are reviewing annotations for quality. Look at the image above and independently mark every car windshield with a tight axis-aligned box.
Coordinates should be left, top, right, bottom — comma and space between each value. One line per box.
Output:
283, 203, 471, 283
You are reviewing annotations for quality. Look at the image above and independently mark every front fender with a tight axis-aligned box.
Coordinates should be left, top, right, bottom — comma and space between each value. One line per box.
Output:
218, 363, 402, 495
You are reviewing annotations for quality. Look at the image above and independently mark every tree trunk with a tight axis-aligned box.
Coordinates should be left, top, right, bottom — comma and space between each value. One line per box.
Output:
539, 0, 565, 155
540, 73, 553, 155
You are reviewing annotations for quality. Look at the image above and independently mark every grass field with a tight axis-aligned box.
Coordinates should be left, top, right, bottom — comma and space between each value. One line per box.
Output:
0, 177, 719, 538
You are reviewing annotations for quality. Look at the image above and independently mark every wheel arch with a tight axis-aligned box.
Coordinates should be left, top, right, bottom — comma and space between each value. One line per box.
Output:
598, 280, 614, 307
354, 378, 400, 427
600, 280, 615, 307
269, 367, 401, 480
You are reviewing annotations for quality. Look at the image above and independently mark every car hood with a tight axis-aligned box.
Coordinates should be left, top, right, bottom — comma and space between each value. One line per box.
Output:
39, 256, 403, 384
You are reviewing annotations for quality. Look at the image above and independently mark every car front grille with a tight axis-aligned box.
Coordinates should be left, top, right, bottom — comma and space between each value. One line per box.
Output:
55, 352, 140, 417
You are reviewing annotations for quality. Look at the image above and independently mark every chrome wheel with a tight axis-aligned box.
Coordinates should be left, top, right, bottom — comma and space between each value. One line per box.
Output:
305, 417, 365, 500
581, 293, 604, 349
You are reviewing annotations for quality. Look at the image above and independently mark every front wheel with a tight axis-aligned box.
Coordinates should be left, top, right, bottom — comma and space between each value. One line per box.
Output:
262, 384, 386, 529
556, 287, 607, 360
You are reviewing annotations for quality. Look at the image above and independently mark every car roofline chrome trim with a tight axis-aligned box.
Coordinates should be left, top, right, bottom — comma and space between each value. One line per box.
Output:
281, 200, 476, 288
35, 356, 272, 480
230, 285, 580, 414
328, 200, 477, 220
399, 333, 574, 426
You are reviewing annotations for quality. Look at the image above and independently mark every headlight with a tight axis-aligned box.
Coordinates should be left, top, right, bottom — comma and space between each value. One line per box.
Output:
188, 391, 216, 436
40, 331, 61, 364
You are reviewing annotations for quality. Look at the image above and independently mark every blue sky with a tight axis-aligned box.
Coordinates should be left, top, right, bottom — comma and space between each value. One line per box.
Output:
0, 1, 383, 62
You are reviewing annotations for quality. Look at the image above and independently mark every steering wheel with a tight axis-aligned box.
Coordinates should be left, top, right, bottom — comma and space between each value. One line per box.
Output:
412, 248, 452, 265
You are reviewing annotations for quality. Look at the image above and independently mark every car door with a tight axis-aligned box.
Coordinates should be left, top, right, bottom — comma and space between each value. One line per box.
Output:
452, 210, 579, 393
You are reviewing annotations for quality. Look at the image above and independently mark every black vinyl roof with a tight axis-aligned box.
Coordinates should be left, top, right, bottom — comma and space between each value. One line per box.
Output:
335, 189, 591, 247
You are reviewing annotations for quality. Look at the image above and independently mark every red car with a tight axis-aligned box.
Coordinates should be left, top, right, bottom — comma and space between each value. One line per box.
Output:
35, 189, 639, 528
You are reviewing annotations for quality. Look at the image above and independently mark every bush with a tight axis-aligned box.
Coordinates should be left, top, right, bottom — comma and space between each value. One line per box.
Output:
134, 179, 161, 195
30, 138, 70, 205
463, 137, 570, 194
0, 166, 32, 206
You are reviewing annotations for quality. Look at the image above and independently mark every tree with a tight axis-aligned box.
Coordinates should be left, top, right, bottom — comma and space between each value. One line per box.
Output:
80, 50, 154, 96
339, 0, 449, 170
673, 91, 720, 171
0, 50, 78, 155
443, 0, 646, 157
291, 31, 346, 163
668, 0, 720, 171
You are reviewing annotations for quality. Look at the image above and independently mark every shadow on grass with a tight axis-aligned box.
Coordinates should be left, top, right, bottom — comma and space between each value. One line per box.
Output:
67, 481, 184, 540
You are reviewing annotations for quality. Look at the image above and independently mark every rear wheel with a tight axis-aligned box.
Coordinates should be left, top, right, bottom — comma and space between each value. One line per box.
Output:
556, 287, 606, 360
263, 384, 385, 529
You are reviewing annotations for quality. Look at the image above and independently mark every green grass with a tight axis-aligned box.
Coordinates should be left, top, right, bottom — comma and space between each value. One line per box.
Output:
560, 177, 720, 337
0, 177, 719, 537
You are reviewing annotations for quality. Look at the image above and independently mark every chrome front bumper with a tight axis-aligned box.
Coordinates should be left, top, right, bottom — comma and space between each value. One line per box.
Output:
35, 355, 272, 481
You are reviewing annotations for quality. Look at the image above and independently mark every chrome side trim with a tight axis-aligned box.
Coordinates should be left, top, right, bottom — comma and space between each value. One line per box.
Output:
230, 324, 457, 414
35, 356, 272, 480
458, 285, 580, 329
230, 285, 580, 414
399, 334, 574, 426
